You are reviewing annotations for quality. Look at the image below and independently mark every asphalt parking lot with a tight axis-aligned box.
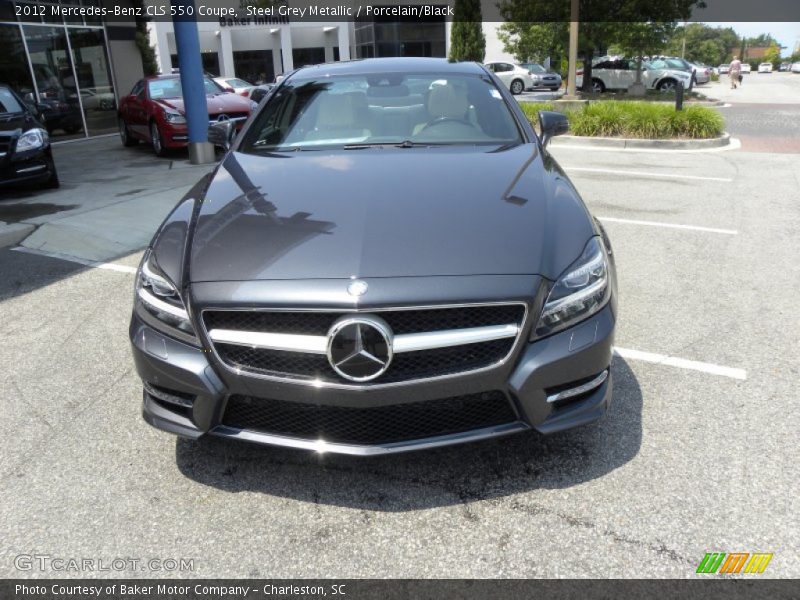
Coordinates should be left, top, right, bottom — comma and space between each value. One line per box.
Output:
0, 74, 798, 578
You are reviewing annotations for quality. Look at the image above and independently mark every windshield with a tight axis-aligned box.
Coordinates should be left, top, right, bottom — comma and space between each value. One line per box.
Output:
239, 72, 523, 153
526, 64, 546, 73
651, 59, 686, 71
226, 78, 251, 88
148, 78, 223, 99
0, 87, 24, 113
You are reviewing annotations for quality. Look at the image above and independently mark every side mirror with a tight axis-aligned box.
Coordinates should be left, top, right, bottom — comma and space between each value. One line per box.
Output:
538, 110, 569, 147
208, 120, 236, 151
250, 88, 266, 104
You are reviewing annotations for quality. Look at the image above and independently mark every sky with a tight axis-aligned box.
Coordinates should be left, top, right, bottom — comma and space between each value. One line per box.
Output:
706, 22, 800, 56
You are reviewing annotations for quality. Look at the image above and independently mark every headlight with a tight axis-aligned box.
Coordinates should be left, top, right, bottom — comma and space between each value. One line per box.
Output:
135, 249, 194, 335
533, 237, 610, 339
16, 128, 48, 152
163, 110, 186, 124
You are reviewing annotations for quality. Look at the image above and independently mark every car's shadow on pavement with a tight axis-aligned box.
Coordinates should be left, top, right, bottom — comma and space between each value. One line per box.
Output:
175, 358, 642, 510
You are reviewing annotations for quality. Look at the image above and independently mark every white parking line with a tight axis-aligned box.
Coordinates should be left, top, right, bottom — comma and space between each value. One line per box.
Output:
614, 347, 747, 380
12, 246, 138, 274
563, 166, 733, 182
598, 216, 738, 235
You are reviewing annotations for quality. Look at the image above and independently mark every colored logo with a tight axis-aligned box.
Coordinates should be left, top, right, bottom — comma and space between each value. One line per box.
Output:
696, 552, 773, 574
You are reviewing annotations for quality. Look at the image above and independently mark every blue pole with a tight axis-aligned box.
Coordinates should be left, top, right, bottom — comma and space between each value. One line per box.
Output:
170, 0, 214, 163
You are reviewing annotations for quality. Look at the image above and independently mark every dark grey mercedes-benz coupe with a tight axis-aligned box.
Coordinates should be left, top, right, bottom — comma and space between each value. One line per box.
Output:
129, 58, 617, 455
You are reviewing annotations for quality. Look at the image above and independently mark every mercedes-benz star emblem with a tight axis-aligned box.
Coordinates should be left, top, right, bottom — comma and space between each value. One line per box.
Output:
347, 280, 368, 297
327, 316, 393, 382
217, 114, 230, 122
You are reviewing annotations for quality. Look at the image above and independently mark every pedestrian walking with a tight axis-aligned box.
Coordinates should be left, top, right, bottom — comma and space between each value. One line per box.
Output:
729, 56, 742, 89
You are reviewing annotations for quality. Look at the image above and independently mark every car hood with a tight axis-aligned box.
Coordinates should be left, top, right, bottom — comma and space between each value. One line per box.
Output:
187, 144, 595, 282
154, 94, 251, 114
0, 111, 39, 134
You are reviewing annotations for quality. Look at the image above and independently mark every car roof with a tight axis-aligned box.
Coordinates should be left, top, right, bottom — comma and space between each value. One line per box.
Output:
291, 58, 487, 78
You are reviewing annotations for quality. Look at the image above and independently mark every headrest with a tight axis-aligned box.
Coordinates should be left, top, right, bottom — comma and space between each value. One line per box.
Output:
426, 84, 469, 119
316, 94, 357, 128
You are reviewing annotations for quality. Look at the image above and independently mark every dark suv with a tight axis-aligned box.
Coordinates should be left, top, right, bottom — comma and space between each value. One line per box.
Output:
130, 58, 617, 455
0, 84, 59, 189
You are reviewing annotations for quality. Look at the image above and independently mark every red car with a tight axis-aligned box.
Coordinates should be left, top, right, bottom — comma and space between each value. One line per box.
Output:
118, 74, 252, 156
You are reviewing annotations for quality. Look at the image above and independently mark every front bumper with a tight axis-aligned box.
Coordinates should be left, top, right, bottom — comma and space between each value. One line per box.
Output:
161, 118, 247, 148
0, 148, 54, 187
131, 300, 615, 455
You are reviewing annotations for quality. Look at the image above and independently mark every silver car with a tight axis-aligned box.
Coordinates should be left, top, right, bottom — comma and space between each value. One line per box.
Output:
689, 63, 711, 84
520, 63, 562, 91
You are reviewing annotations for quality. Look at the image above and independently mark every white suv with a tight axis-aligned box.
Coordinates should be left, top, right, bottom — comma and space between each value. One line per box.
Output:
485, 62, 534, 95
577, 58, 693, 93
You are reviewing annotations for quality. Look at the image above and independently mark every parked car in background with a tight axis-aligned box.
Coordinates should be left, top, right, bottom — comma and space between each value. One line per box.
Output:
484, 62, 534, 94
577, 58, 693, 92
792, 62, 800, 74
214, 77, 255, 97
741, 63, 752, 74
248, 83, 275, 110
118, 74, 252, 156
649, 56, 698, 81
758, 62, 774, 73
80, 87, 116, 111
0, 84, 59, 189
779, 62, 790, 72
130, 58, 617, 454
519, 63, 562, 91
719, 64, 730, 74
688, 62, 711, 84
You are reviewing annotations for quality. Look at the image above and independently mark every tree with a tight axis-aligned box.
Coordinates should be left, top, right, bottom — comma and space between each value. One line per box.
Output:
617, 21, 677, 90
497, 22, 568, 64
449, 0, 486, 62
763, 43, 780, 65
664, 23, 739, 65
498, 0, 703, 92
132, 0, 158, 75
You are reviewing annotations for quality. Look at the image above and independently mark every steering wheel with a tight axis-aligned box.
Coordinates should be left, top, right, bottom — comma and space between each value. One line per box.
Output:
420, 116, 474, 132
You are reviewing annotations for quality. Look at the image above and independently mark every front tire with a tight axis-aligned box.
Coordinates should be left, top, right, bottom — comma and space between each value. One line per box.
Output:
657, 79, 678, 92
591, 78, 605, 93
119, 119, 137, 147
45, 161, 60, 189
510, 79, 524, 95
150, 120, 167, 157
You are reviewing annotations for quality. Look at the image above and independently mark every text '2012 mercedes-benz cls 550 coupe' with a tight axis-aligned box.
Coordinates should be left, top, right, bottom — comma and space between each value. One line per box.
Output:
129, 58, 617, 455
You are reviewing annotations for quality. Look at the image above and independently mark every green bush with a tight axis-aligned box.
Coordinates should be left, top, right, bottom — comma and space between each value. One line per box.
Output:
518, 100, 724, 139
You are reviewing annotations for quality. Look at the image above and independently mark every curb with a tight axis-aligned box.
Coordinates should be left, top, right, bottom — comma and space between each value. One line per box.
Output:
0, 222, 36, 249
550, 133, 731, 150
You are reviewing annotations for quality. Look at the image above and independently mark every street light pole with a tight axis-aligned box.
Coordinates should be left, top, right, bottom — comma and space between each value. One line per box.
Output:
566, 0, 579, 98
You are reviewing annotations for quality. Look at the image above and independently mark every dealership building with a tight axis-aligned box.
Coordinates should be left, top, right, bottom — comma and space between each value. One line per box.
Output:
0, 0, 514, 142
0, 0, 143, 141
147, 4, 513, 86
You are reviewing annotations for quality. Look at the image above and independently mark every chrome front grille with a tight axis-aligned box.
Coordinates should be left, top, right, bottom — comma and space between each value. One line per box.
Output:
203, 304, 526, 386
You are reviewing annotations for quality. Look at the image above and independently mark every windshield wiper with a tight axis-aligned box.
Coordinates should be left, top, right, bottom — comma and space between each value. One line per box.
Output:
342, 141, 449, 150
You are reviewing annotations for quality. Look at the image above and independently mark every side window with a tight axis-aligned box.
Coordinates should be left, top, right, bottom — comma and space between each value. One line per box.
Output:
130, 80, 144, 98
486, 64, 496, 72
501, 63, 514, 72
593, 61, 612, 70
